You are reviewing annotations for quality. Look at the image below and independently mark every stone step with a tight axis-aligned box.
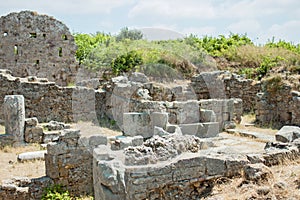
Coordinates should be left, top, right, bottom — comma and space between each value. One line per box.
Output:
179, 122, 219, 138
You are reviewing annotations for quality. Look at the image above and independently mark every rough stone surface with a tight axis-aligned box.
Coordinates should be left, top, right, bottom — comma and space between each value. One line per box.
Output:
244, 163, 273, 183
191, 71, 260, 112
24, 117, 43, 143
0, 176, 53, 200
123, 112, 152, 138
0, 71, 103, 123
256, 78, 300, 127
275, 126, 300, 143
3, 95, 25, 146
0, 11, 78, 86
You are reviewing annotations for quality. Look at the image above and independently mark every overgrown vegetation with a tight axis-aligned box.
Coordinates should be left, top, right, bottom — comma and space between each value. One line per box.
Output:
73, 29, 300, 81
42, 185, 93, 200
42, 185, 71, 200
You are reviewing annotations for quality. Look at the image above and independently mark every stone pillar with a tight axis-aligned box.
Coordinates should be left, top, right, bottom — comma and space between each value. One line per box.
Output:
3, 95, 25, 146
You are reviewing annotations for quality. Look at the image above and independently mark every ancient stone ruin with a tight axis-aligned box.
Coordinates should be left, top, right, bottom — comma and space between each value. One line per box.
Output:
0, 11, 300, 200
0, 11, 78, 86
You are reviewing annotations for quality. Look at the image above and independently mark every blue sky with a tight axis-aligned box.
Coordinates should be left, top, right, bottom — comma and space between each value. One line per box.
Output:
1, 0, 300, 44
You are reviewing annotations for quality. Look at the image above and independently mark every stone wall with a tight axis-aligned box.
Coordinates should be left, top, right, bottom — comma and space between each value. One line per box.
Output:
255, 76, 300, 127
0, 11, 78, 86
45, 129, 108, 196
191, 71, 260, 112
0, 70, 104, 123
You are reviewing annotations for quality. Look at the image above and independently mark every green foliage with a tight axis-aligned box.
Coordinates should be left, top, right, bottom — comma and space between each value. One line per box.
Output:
111, 50, 143, 75
74, 32, 110, 63
42, 185, 71, 200
83, 38, 208, 79
185, 33, 253, 57
265, 39, 300, 54
238, 68, 256, 79
256, 56, 284, 80
115, 27, 143, 41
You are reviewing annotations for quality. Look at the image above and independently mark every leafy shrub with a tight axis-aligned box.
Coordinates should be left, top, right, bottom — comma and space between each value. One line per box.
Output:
74, 33, 110, 64
256, 56, 284, 80
42, 185, 71, 200
185, 33, 253, 57
238, 68, 256, 79
111, 50, 143, 75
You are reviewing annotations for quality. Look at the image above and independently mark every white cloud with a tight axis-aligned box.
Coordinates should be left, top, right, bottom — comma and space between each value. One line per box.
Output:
128, 0, 216, 20
227, 20, 261, 34
219, 0, 300, 19
0, 0, 134, 15
264, 20, 300, 43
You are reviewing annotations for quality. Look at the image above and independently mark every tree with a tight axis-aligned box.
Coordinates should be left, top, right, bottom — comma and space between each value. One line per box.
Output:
115, 27, 143, 41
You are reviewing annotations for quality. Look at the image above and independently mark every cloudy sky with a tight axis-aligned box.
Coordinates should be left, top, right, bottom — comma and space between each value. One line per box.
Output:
1, 0, 300, 44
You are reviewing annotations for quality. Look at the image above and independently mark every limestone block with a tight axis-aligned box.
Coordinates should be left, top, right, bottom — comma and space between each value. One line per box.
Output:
179, 123, 204, 136
3, 95, 25, 146
151, 112, 168, 129
129, 72, 149, 83
123, 112, 152, 138
24, 126, 44, 143
199, 122, 220, 138
17, 150, 47, 162
200, 109, 216, 122
175, 100, 200, 124
275, 126, 300, 143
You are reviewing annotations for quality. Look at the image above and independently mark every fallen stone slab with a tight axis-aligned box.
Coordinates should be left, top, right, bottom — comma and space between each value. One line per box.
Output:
17, 150, 47, 162
227, 129, 274, 142
275, 126, 300, 143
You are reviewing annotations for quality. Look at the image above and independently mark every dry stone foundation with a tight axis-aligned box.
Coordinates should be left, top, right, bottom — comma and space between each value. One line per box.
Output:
0, 11, 78, 86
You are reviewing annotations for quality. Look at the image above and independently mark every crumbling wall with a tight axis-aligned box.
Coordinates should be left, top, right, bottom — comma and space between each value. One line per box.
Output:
255, 76, 300, 127
0, 11, 78, 86
191, 71, 260, 112
0, 70, 104, 123
45, 129, 108, 196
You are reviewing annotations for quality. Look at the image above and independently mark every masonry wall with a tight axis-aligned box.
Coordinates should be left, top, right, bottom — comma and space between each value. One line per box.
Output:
0, 11, 78, 86
0, 70, 104, 123
45, 129, 108, 196
255, 79, 300, 127
191, 71, 260, 112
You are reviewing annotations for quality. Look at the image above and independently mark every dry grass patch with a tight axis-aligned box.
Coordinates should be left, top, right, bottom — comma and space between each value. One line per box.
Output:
0, 124, 5, 134
205, 160, 300, 199
232, 45, 300, 68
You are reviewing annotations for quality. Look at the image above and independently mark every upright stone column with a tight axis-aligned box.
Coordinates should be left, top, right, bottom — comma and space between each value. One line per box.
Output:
4, 95, 25, 146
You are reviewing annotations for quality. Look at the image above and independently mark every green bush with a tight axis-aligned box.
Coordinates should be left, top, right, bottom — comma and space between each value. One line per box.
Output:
111, 50, 143, 75
42, 185, 71, 200
74, 32, 110, 64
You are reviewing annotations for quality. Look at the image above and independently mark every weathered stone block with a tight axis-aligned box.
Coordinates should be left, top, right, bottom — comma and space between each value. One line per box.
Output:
123, 112, 152, 138
275, 126, 300, 143
3, 95, 25, 146
151, 112, 168, 130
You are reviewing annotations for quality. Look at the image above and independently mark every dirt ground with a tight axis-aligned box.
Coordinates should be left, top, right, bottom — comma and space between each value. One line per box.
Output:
0, 144, 45, 182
